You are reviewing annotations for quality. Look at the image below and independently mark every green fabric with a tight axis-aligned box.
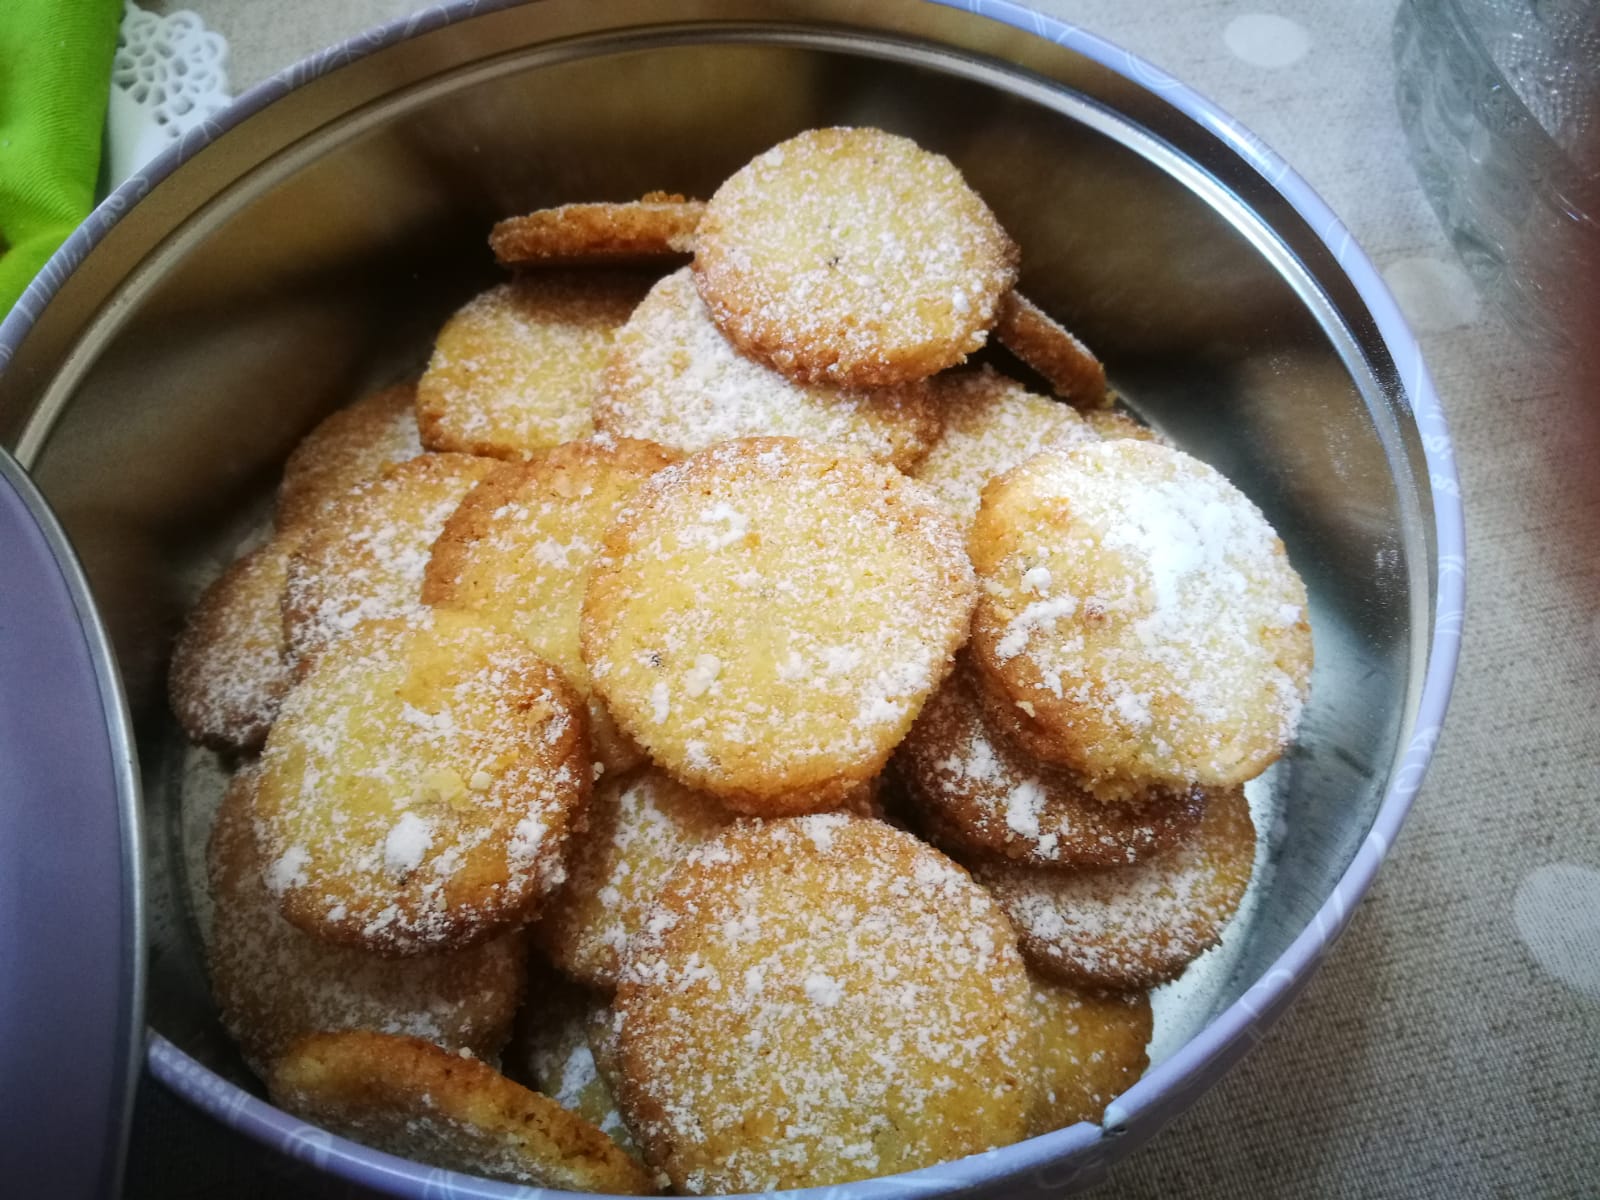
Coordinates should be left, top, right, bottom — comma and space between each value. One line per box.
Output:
0, 0, 122, 317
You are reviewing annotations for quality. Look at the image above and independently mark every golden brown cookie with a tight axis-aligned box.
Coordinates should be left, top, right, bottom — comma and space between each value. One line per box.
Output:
581, 437, 976, 814
276, 383, 424, 529
975, 786, 1256, 990
536, 767, 733, 989
283, 452, 496, 676
594, 267, 942, 469
614, 815, 1035, 1193
169, 528, 304, 752
416, 275, 650, 459
207, 766, 526, 1075
1026, 976, 1151, 1134
911, 365, 1095, 527
254, 610, 591, 956
507, 965, 643, 1160
994, 291, 1111, 409
897, 667, 1205, 868
969, 441, 1312, 798
421, 437, 677, 774
693, 127, 1018, 388
490, 193, 705, 266
268, 1031, 657, 1194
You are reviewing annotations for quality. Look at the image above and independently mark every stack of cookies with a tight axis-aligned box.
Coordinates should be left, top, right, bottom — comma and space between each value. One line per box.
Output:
169, 126, 1312, 1195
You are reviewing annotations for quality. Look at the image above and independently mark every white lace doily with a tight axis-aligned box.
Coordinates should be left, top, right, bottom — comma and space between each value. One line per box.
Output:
105, 2, 233, 188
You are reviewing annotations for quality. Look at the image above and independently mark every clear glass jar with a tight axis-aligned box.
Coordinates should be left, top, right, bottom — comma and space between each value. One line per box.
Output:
1394, 0, 1600, 351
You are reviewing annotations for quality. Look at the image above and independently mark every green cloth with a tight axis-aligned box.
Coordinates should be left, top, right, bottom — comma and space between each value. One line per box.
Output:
0, 0, 122, 317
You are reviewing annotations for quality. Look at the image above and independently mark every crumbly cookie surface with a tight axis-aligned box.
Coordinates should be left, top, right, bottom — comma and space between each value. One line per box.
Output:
693, 127, 1017, 387
582, 437, 975, 812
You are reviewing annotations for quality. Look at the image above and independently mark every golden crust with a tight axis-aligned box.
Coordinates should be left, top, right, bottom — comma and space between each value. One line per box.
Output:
417, 275, 650, 459
207, 767, 526, 1075
254, 610, 591, 956
968, 441, 1312, 798
1026, 976, 1151, 1134
268, 1031, 657, 1194
581, 437, 976, 813
994, 292, 1111, 409
911, 365, 1095, 528
614, 816, 1035, 1193
595, 267, 943, 469
283, 452, 496, 676
422, 438, 679, 774
975, 786, 1256, 990
536, 767, 733, 989
169, 528, 303, 752
693, 127, 1018, 388
897, 667, 1205, 868
276, 383, 423, 529
490, 193, 706, 267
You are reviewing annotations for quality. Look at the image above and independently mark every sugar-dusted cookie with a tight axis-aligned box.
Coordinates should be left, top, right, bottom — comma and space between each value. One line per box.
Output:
582, 438, 975, 813
422, 437, 677, 774
1026, 975, 1151, 1134
911, 365, 1094, 527
276, 383, 423, 529
254, 610, 590, 955
897, 667, 1205, 868
694, 128, 1018, 388
283, 452, 496, 675
417, 275, 650, 459
490, 193, 705, 266
975, 786, 1256, 990
595, 267, 942, 469
269, 1031, 656, 1194
207, 766, 526, 1075
969, 441, 1312, 798
170, 528, 303, 752
536, 767, 733, 989
993, 291, 1110, 409
614, 815, 1035, 1193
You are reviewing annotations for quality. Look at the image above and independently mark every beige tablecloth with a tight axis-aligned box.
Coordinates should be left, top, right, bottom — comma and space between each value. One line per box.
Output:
126, 1, 1600, 1196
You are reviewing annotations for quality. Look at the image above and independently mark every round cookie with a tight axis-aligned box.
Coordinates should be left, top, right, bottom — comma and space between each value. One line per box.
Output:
207, 766, 526, 1075
276, 382, 424, 529
490, 193, 705, 266
536, 767, 733, 989
417, 275, 650, 459
974, 785, 1256, 990
581, 437, 976, 813
170, 528, 303, 752
594, 267, 942, 469
283, 452, 496, 675
969, 441, 1312, 798
911, 365, 1095, 527
897, 668, 1205, 868
994, 291, 1110, 409
268, 1030, 656, 1194
508, 966, 642, 1160
422, 438, 678, 774
614, 815, 1035, 1193
693, 127, 1018, 388
254, 609, 590, 955
1026, 976, 1151, 1134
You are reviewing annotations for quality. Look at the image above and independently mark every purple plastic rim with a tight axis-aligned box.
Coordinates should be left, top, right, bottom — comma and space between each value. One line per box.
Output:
0, 1, 1465, 1196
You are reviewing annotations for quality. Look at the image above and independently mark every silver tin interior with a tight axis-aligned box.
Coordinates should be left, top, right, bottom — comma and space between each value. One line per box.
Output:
0, 0, 1435, 1186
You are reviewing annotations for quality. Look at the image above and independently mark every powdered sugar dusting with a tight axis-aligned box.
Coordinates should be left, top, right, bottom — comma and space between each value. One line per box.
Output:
616, 816, 1033, 1192
595, 268, 941, 467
